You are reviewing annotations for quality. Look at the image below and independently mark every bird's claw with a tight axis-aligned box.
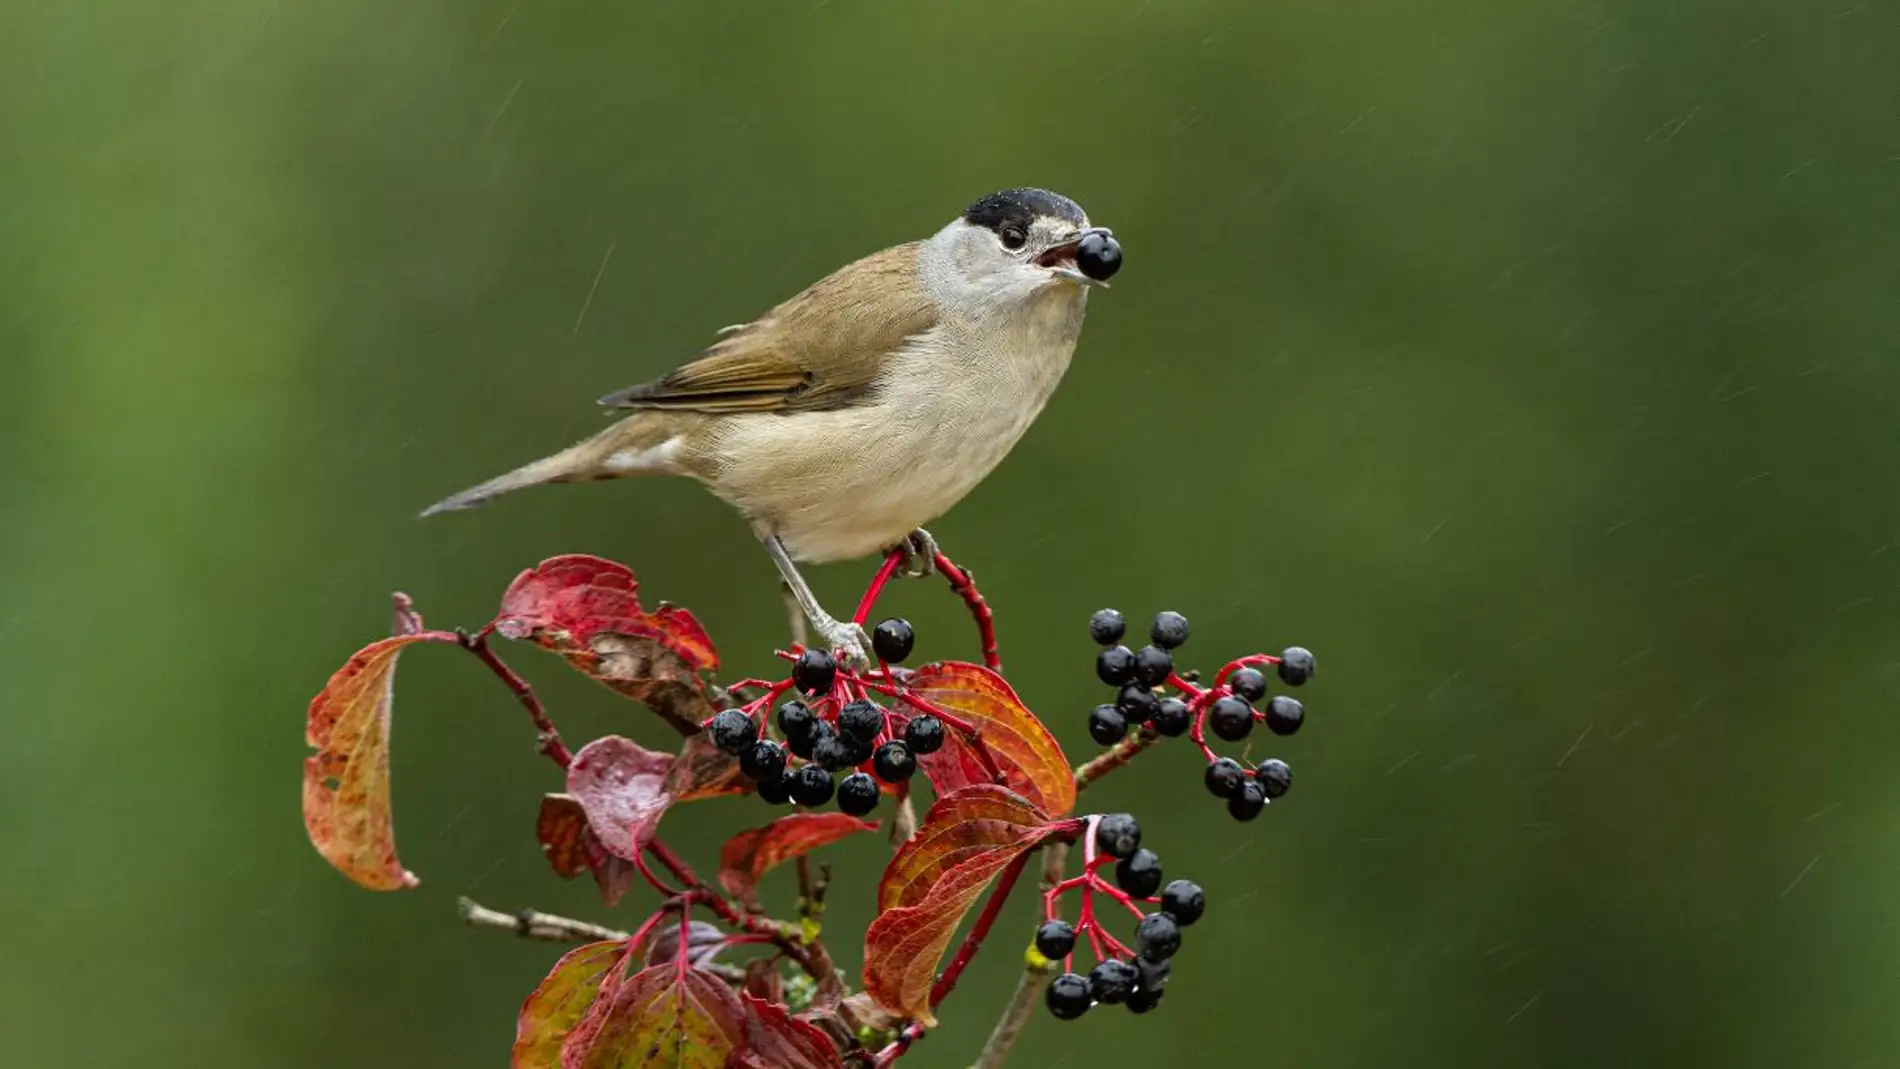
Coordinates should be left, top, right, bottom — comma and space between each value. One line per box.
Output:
817, 618, 873, 670
891, 528, 940, 579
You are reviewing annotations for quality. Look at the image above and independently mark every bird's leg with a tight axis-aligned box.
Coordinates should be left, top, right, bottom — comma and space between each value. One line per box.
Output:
886, 527, 939, 579
762, 533, 871, 667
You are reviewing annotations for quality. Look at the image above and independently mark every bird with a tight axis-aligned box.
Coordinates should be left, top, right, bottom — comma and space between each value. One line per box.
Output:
420, 187, 1123, 666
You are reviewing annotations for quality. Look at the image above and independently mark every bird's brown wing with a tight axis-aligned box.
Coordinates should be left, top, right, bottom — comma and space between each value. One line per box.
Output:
597, 241, 936, 414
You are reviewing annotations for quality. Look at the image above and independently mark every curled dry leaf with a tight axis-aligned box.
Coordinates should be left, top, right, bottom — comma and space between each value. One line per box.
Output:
728, 995, 846, 1069
513, 940, 629, 1069
303, 634, 439, 891
861, 784, 1064, 1024
717, 812, 878, 910
562, 963, 747, 1069
906, 661, 1075, 818
493, 554, 719, 735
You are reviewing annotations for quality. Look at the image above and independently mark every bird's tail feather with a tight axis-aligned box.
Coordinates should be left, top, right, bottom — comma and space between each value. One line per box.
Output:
418, 419, 676, 517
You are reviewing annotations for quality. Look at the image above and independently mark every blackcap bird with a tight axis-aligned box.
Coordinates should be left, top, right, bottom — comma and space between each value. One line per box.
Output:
421, 187, 1123, 666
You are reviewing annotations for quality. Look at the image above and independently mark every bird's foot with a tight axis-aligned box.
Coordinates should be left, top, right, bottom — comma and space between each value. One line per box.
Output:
814, 615, 873, 670
888, 528, 940, 579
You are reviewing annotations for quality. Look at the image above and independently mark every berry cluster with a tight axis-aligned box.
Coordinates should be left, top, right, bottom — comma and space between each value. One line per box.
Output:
704, 616, 957, 818
1085, 608, 1315, 821
1040, 813, 1203, 1020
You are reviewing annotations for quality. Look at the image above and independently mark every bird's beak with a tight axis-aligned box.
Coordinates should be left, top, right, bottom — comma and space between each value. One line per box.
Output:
1038, 227, 1113, 288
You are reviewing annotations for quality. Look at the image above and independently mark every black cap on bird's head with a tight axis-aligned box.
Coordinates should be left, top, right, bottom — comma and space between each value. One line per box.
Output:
962, 188, 1088, 236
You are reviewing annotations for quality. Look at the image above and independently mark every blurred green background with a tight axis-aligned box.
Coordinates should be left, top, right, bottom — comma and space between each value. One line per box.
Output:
4, 0, 1899, 1065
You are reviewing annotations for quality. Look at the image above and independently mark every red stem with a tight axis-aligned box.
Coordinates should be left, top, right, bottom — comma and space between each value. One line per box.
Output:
456, 629, 573, 768
934, 551, 1001, 673
852, 550, 907, 626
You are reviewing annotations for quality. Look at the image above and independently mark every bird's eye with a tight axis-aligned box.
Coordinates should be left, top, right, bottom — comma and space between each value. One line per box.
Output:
1000, 226, 1028, 250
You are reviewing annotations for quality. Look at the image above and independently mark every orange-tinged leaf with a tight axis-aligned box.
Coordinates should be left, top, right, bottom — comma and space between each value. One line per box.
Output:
562, 964, 745, 1069
717, 813, 878, 909
907, 662, 1074, 818
664, 733, 749, 803
728, 996, 845, 1069
514, 940, 630, 1069
861, 785, 1065, 1024
303, 634, 434, 891
567, 737, 676, 860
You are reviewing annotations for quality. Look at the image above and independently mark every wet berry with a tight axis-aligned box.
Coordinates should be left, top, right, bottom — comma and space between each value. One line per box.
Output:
1035, 920, 1077, 960
1149, 611, 1190, 650
708, 710, 758, 755
872, 740, 916, 782
756, 771, 792, 806
1255, 758, 1292, 799
1208, 695, 1254, 741
1265, 695, 1305, 736
1134, 954, 1171, 993
1228, 778, 1267, 821
1126, 984, 1165, 1014
792, 648, 836, 696
1151, 696, 1191, 736
811, 731, 856, 773
872, 617, 915, 663
1088, 959, 1139, 1003
790, 718, 834, 761
1278, 646, 1315, 686
837, 771, 880, 816
1088, 608, 1126, 646
903, 715, 946, 755
1135, 912, 1181, 961
837, 699, 884, 742
1228, 667, 1268, 703
788, 765, 834, 807
1159, 880, 1205, 926
1204, 757, 1246, 799
1116, 683, 1159, 722
1088, 703, 1129, 745
1116, 848, 1163, 899
1046, 972, 1093, 1020
1096, 645, 1136, 686
777, 700, 816, 746
1095, 813, 1142, 859
1076, 231, 1123, 282
844, 733, 877, 768
1132, 645, 1173, 687
739, 740, 787, 782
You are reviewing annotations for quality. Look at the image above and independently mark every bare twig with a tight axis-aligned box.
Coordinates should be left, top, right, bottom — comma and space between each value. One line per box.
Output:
458, 896, 627, 943
455, 627, 575, 768
889, 785, 918, 849
973, 841, 1071, 1069
1074, 724, 1159, 790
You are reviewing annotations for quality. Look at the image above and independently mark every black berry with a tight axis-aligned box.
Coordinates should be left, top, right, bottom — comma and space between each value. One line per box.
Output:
1228, 778, 1267, 821
1088, 703, 1129, 745
1265, 695, 1305, 736
1151, 697, 1191, 737
1135, 912, 1181, 961
872, 740, 916, 782
842, 732, 876, 768
903, 715, 946, 755
1096, 645, 1136, 686
1045, 973, 1093, 1020
708, 710, 758, 755
1088, 959, 1139, 1003
837, 771, 880, 816
1132, 645, 1174, 688
776, 700, 816, 746
788, 765, 834, 807
1088, 608, 1126, 646
837, 699, 884, 742
1035, 920, 1077, 960
756, 771, 792, 806
792, 649, 836, 696
1126, 984, 1165, 1014
739, 740, 787, 782
790, 718, 834, 761
1228, 667, 1268, 703
1277, 646, 1315, 686
872, 617, 915, 663
1255, 758, 1292, 799
1115, 848, 1163, 899
1149, 611, 1190, 649
1076, 231, 1123, 282
1208, 695, 1254, 741
1204, 757, 1246, 799
1116, 683, 1159, 722
811, 731, 856, 773
1159, 880, 1205, 926
1094, 813, 1142, 859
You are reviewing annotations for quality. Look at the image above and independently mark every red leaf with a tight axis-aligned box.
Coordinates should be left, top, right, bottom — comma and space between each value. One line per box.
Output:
302, 634, 433, 891
536, 794, 636, 907
861, 785, 1063, 1024
513, 940, 629, 1069
726, 996, 845, 1069
493, 556, 719, 735
665, 732, 750, 803
562, 964, 746, 1069
907, 662, 1075, 818
567, 737, 676, 860
716, 813, 878, 909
